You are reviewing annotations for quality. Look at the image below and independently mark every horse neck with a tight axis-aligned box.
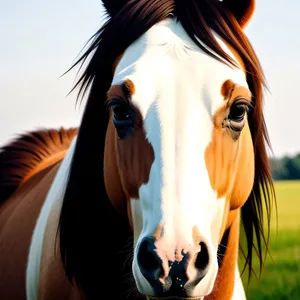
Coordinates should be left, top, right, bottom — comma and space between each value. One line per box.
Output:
206, 209, 241, 300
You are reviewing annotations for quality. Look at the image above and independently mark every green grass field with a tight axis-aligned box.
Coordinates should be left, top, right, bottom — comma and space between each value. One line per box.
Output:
241, 181, 300, 300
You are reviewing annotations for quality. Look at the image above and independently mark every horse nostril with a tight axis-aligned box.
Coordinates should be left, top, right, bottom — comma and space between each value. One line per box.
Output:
137, 237, 164, 279
194, 242, 210, 272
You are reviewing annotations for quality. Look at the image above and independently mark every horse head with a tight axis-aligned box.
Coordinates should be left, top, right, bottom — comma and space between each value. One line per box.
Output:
58, 1, 274, 298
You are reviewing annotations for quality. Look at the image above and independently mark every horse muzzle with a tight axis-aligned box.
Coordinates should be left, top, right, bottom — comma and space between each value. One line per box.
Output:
146, 297, 203, 300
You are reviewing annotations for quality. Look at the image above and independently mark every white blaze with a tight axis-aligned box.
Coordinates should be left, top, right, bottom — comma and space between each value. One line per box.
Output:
112, 18, 248, 296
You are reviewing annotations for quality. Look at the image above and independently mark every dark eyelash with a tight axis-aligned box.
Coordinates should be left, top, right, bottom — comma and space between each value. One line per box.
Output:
232, 97, 253, 111
105, 97, 126, 112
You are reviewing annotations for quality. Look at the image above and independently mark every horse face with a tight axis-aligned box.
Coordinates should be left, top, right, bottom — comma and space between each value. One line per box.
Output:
104, 19, 255, 298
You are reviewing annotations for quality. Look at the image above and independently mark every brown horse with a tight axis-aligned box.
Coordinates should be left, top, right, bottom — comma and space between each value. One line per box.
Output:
0, 0, 275, 299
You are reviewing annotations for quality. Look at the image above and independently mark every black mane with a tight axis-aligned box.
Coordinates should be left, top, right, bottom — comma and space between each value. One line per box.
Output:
58, 0, 275, 297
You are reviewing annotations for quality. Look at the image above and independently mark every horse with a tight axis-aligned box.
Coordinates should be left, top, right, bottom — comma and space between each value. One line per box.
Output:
0, 0, 275, 299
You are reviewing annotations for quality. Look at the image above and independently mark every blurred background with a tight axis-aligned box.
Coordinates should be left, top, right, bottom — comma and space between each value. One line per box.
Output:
0, 1, 299, 299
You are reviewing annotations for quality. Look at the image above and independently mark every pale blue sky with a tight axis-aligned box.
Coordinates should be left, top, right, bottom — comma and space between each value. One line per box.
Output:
0, 0, 299, 158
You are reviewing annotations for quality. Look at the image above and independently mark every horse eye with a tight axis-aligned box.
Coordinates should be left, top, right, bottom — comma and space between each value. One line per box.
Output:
228, 102, 248, 122
112, 104, 130, 120
108, 98, 135, 139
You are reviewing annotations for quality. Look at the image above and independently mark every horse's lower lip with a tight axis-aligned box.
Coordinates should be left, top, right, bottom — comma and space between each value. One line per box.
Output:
146, 297, 202, 300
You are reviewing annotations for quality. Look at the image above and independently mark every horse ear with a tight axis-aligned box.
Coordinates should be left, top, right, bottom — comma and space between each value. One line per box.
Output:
221, 0, 256, 29
102, 0, 128, 17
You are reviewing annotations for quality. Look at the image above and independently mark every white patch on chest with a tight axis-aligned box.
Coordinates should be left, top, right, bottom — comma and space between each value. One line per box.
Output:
26, 137, 77, 300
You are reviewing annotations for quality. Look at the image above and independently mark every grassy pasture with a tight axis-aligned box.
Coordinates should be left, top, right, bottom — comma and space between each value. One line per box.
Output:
241, 181, 300, 299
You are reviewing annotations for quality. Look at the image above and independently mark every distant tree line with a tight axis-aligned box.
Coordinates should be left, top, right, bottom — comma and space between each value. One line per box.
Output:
269, 153, 300, 180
